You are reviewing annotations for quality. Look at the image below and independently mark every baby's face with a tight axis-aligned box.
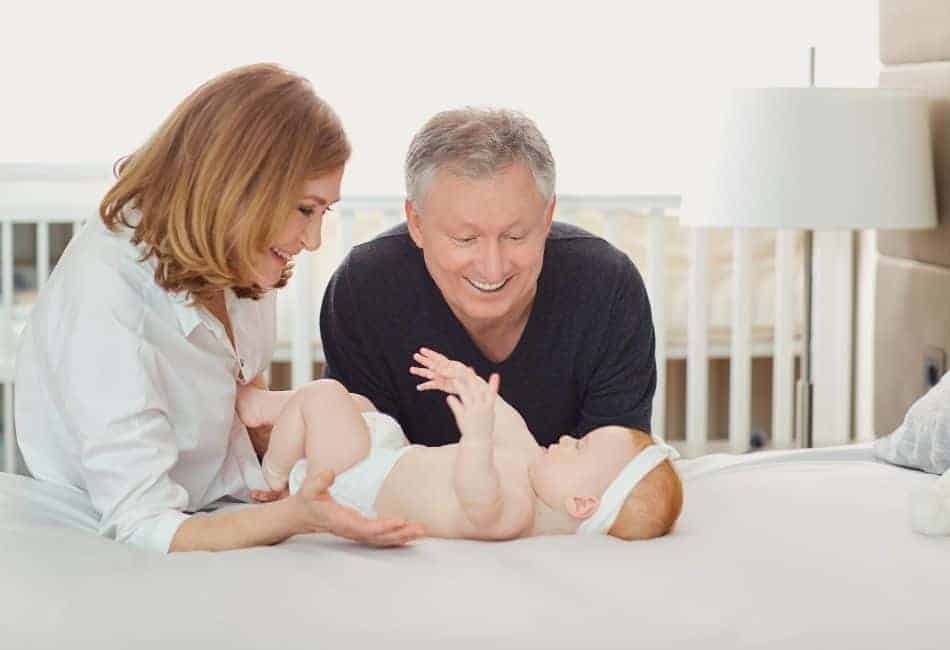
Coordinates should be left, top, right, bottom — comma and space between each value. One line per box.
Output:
529, 427, 640, 512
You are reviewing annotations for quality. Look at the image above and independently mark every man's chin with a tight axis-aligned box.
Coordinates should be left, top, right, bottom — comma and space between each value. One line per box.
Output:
456, 301, 515, 324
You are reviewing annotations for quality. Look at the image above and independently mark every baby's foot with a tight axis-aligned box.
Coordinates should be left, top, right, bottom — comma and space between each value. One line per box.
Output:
236, 384, 270, 429
261, 456, 291, 493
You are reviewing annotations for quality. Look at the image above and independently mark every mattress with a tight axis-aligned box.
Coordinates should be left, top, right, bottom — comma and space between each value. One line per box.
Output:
1, 443, 945, 649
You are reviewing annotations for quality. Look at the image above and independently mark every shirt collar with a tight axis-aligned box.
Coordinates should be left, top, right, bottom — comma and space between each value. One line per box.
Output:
168, 289, 204, 337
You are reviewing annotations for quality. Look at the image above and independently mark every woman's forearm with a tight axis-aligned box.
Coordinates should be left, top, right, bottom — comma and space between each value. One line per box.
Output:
169, 497, 311, 552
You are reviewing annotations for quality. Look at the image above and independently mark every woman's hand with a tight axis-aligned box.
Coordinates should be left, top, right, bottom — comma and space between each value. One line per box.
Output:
291, 469, 425, 547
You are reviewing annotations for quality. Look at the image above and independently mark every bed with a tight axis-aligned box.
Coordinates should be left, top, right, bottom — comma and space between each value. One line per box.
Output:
1, 443, 945, 649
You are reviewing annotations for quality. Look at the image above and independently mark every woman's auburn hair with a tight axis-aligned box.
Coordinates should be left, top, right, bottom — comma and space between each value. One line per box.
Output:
100, 63, 351, 302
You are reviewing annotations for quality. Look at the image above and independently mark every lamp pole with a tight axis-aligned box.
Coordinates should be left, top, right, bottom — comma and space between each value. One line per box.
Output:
797, 46, 816, 449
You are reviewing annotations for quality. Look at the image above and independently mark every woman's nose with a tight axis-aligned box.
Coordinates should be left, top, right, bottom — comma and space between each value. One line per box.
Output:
300, 219, 321, 252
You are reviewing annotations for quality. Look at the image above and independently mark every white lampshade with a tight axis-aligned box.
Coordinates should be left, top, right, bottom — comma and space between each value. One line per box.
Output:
682, 88, 937, 230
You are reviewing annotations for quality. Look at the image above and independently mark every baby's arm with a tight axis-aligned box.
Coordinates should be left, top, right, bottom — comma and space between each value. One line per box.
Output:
447, 372, 506, 529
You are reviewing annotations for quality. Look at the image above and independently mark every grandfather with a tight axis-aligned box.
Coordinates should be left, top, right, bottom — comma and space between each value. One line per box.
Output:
320, 108, 656, 446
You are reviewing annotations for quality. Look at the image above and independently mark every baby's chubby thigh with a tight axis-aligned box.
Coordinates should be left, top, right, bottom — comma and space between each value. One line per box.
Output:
293, 379, 372, 477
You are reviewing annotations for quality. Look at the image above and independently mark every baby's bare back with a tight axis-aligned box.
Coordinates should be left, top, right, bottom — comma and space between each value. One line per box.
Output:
374, 443, 536, 539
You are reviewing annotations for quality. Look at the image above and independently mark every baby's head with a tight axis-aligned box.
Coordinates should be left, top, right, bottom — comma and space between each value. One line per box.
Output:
528, 426, 683, 540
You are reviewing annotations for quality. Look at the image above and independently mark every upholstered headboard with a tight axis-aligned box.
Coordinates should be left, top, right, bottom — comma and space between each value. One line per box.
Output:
875, 0, 950, 435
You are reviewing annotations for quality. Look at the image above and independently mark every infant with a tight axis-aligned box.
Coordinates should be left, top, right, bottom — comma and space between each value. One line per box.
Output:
238, 348, 683, 541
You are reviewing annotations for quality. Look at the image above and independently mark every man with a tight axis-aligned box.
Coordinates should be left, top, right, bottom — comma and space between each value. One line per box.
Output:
320, 108, 656, 446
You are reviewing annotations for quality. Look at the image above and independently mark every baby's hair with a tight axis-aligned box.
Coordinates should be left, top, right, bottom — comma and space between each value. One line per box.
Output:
608, 434, 684, 541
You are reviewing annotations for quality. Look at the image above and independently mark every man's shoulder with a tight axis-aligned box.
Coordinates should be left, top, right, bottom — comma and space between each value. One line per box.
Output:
347, 222, 415, 264
335, 223, 420, 286
546, 221, 638, 280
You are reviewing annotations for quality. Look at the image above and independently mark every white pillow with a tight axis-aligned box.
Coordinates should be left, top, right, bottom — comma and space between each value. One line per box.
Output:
874, 370, 950, 475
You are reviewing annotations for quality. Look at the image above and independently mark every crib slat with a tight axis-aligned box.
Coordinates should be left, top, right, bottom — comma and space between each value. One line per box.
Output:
36, 222, 50, 288
729, 230, 751, 452
291, 252, 315, 388
340, 209, 355, 254
383, 208, 402, 232
647, 208, 667, 440
3, 383, 13, 473
604, 210, 619, 245
1, 220, 12, 317
2, 220, 15, 473
686, 228, 709, 454
772, 231, 796, 448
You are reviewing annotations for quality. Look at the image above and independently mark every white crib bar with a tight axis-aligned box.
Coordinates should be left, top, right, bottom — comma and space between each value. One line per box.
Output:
291, 252, 315, 388
340, 210, 354, 256
772, 231, 796, 448
729, 230, 751, 452
2, 219, 15, 473
383, 207, 402, 231
647, 208, 667, 441
686, 228, 709, 454
1, 221, 12, 318
604, 210, 619, 246
36, 222, 50, 289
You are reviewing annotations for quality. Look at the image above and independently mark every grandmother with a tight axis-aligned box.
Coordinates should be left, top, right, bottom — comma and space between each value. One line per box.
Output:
15, 64, 424, 552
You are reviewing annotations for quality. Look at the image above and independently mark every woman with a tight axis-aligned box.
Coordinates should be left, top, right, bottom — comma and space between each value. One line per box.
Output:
14, 64, 424, 553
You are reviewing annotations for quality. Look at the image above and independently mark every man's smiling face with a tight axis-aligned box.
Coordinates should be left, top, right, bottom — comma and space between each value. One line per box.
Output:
406, 161, 554, 329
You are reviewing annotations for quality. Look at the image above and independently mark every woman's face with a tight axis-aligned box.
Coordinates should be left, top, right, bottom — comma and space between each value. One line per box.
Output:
252, 167, 344, 288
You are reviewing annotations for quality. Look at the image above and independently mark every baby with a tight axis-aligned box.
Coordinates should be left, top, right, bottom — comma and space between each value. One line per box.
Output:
238, 348, 683, 541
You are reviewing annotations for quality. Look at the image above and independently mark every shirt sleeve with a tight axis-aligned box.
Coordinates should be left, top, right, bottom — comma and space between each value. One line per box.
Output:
319, 257, 399, 418
56, 269, 191, 554
574, 259, 657, 436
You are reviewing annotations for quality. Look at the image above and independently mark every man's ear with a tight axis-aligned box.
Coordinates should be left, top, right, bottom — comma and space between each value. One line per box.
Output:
405, 199, 424, 249
563, 495, 599, 520
543, 194, 556, 234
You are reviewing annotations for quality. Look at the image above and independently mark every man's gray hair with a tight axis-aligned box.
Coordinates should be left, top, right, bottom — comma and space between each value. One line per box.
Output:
405, 107, 556, 207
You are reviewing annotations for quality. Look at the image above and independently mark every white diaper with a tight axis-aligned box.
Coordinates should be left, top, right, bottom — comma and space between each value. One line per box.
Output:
288, 411, 412, 518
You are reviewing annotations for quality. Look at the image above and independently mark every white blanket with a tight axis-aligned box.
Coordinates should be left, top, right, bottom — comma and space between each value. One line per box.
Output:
1, 444, 946, 650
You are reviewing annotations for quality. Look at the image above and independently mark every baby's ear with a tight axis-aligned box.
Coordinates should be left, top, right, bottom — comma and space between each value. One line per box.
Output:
564, 495, 599, 520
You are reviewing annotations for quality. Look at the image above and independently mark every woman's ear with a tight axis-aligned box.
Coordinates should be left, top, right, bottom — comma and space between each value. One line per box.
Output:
563, 495, 599, 520
405, 199, 424, 249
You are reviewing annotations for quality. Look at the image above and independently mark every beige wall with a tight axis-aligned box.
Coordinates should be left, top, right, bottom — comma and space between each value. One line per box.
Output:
874, 1, 950, 436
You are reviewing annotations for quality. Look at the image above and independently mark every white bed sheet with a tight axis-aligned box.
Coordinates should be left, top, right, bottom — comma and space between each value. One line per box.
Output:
1, 444, 946, 650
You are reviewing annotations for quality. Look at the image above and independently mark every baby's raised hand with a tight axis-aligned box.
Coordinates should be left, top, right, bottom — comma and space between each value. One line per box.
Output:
410, 348, 499, 441
445, 370, 500, 442
411, 347, 480, 394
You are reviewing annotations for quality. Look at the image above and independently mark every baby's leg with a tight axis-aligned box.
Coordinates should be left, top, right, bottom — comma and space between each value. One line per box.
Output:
236, 384, 295, 429
261, 379, 372, 491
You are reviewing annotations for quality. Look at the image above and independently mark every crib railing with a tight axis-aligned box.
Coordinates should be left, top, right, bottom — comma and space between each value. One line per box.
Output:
1, 164, 807, 474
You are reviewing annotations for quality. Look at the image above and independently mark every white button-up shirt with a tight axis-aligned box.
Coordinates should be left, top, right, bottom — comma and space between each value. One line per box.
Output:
15, 214, 273, 553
